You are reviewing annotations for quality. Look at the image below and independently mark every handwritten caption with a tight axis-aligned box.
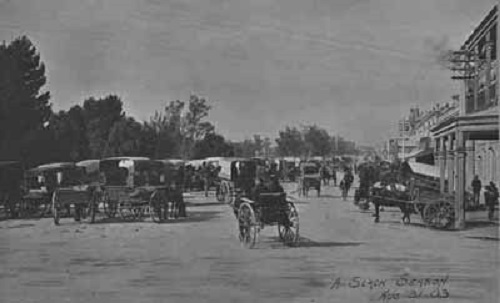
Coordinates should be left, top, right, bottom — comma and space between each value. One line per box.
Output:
329, 274, 450, 301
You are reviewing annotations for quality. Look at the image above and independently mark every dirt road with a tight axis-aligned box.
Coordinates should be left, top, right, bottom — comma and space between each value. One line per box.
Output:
1, 184, 498, 303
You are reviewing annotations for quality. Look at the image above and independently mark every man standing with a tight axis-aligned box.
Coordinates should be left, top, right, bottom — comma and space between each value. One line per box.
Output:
471, 175, 482, 207
485, 182, 499, 221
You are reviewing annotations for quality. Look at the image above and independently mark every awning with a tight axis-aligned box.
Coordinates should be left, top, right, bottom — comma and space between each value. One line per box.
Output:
405, 162, 440, 179
403, 148, 434, 160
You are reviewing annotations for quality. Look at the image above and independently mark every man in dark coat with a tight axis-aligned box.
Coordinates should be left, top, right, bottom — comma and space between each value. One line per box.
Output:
485, 182, 498, 221
471, 175, 482, 207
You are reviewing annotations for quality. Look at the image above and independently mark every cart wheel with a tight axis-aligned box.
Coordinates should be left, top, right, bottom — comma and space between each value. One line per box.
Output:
119, 203, 136, 222
402, 215, 411, 225
52, 192, 60, 226
238, 202, 257, 249
103, 193, 117, 218
37, 199, 50, 218
433, 200, 455, 229
221, 182, 230, 204
279, 202, 300, 246
87, 192, 97, 224
422, 203, 438, 227
150, 191, 165, 223
216, 184, 224, 202
133, 206, 144, 221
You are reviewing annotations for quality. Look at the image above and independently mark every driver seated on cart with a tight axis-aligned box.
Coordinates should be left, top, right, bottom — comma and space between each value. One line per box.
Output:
251, 177, 285, 202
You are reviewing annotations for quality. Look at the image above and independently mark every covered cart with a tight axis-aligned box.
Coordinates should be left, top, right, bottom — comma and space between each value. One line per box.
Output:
215, 158, 258, 204
298, 162, 321, 197
22, 162, 75, 218
99, 157, 170, 222
51, 162, 100, 225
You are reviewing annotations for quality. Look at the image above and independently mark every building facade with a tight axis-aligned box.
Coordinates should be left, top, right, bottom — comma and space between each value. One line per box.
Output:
431, 5, 499, 229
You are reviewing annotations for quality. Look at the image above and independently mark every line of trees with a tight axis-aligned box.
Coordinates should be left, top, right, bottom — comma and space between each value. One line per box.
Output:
0, 36, 357, 168
275, 125, 357, 158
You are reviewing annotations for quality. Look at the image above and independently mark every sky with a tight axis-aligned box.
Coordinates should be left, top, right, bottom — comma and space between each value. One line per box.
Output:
0, 0, 497, 145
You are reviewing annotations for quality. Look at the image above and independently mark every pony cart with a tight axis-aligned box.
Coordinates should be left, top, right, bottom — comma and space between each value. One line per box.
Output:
234, 172, 300, 248
99, 157, 172, 222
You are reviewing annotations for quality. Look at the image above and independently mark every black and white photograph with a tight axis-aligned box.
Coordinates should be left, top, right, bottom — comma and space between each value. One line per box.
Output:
0, 0, 499, 302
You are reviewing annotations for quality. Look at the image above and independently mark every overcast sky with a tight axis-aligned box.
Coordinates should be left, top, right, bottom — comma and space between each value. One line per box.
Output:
0, 0, 496, 145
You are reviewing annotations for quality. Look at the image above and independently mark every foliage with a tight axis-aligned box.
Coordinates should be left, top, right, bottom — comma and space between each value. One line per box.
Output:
0, 36, 52, 166
104, 117, 143, 157
275, 126, 305, 157
82, 95, 124, 158
0, 35, 359, 168
192, 133, 234, 159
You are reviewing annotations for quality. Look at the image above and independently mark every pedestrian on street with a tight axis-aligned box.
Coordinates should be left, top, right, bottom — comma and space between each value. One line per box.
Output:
471, 175, 482, 206
331, 167, 337, 186
484, 182, 498, 221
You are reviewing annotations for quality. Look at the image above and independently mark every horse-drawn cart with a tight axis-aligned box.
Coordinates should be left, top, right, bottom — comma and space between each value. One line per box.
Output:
370, 162, 455, 230
371, 183, 455, 229
22, 162, 77, 218
215, 158, 258, 204
51, 162, 100, 225
99, 157, 171, 222
298, 162, 321, 197
237, 189, 300, 248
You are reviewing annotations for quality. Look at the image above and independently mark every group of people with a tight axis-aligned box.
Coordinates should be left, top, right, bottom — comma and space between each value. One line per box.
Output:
183, 162, 221, 197
471, 175, 498, 221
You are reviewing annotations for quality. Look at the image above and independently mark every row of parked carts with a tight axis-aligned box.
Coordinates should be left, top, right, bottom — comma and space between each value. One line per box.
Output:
0, 157, 185, 225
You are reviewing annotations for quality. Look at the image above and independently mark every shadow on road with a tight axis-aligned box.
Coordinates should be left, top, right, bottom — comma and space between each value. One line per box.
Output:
465, 221, 499, 228
163, 210, 223, 224
74, 210, 223, 225
297, 237, 364, 248
185, 201, 226, 207
259, 236, 364, 250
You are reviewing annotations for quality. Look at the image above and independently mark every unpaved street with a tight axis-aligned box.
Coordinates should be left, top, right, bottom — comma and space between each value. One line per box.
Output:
1, 184, 498, 303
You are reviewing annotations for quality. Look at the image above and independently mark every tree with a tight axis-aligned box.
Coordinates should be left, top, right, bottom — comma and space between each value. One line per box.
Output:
275, 126, 305, 157
0, 36, 52, 165
49, 106, 89, 161
142, 100, 185, 159
181, 95, 214, 159
303, 125, 331, 157
104, 117, 143, 157
82, 95, 124, 158
192, 133, 234, 159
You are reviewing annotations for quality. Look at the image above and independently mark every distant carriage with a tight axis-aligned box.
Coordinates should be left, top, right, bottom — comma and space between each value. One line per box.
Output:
22, 162, 76, 218
215, 158, 258, 204
0, 161, 23, 219
159, 159, 187, 218
51, 161, 101, 225
99, 157, 172, 222
298, 162, 321, 197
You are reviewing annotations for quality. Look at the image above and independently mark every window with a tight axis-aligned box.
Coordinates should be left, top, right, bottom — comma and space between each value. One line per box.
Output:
490, 26, 497, 61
